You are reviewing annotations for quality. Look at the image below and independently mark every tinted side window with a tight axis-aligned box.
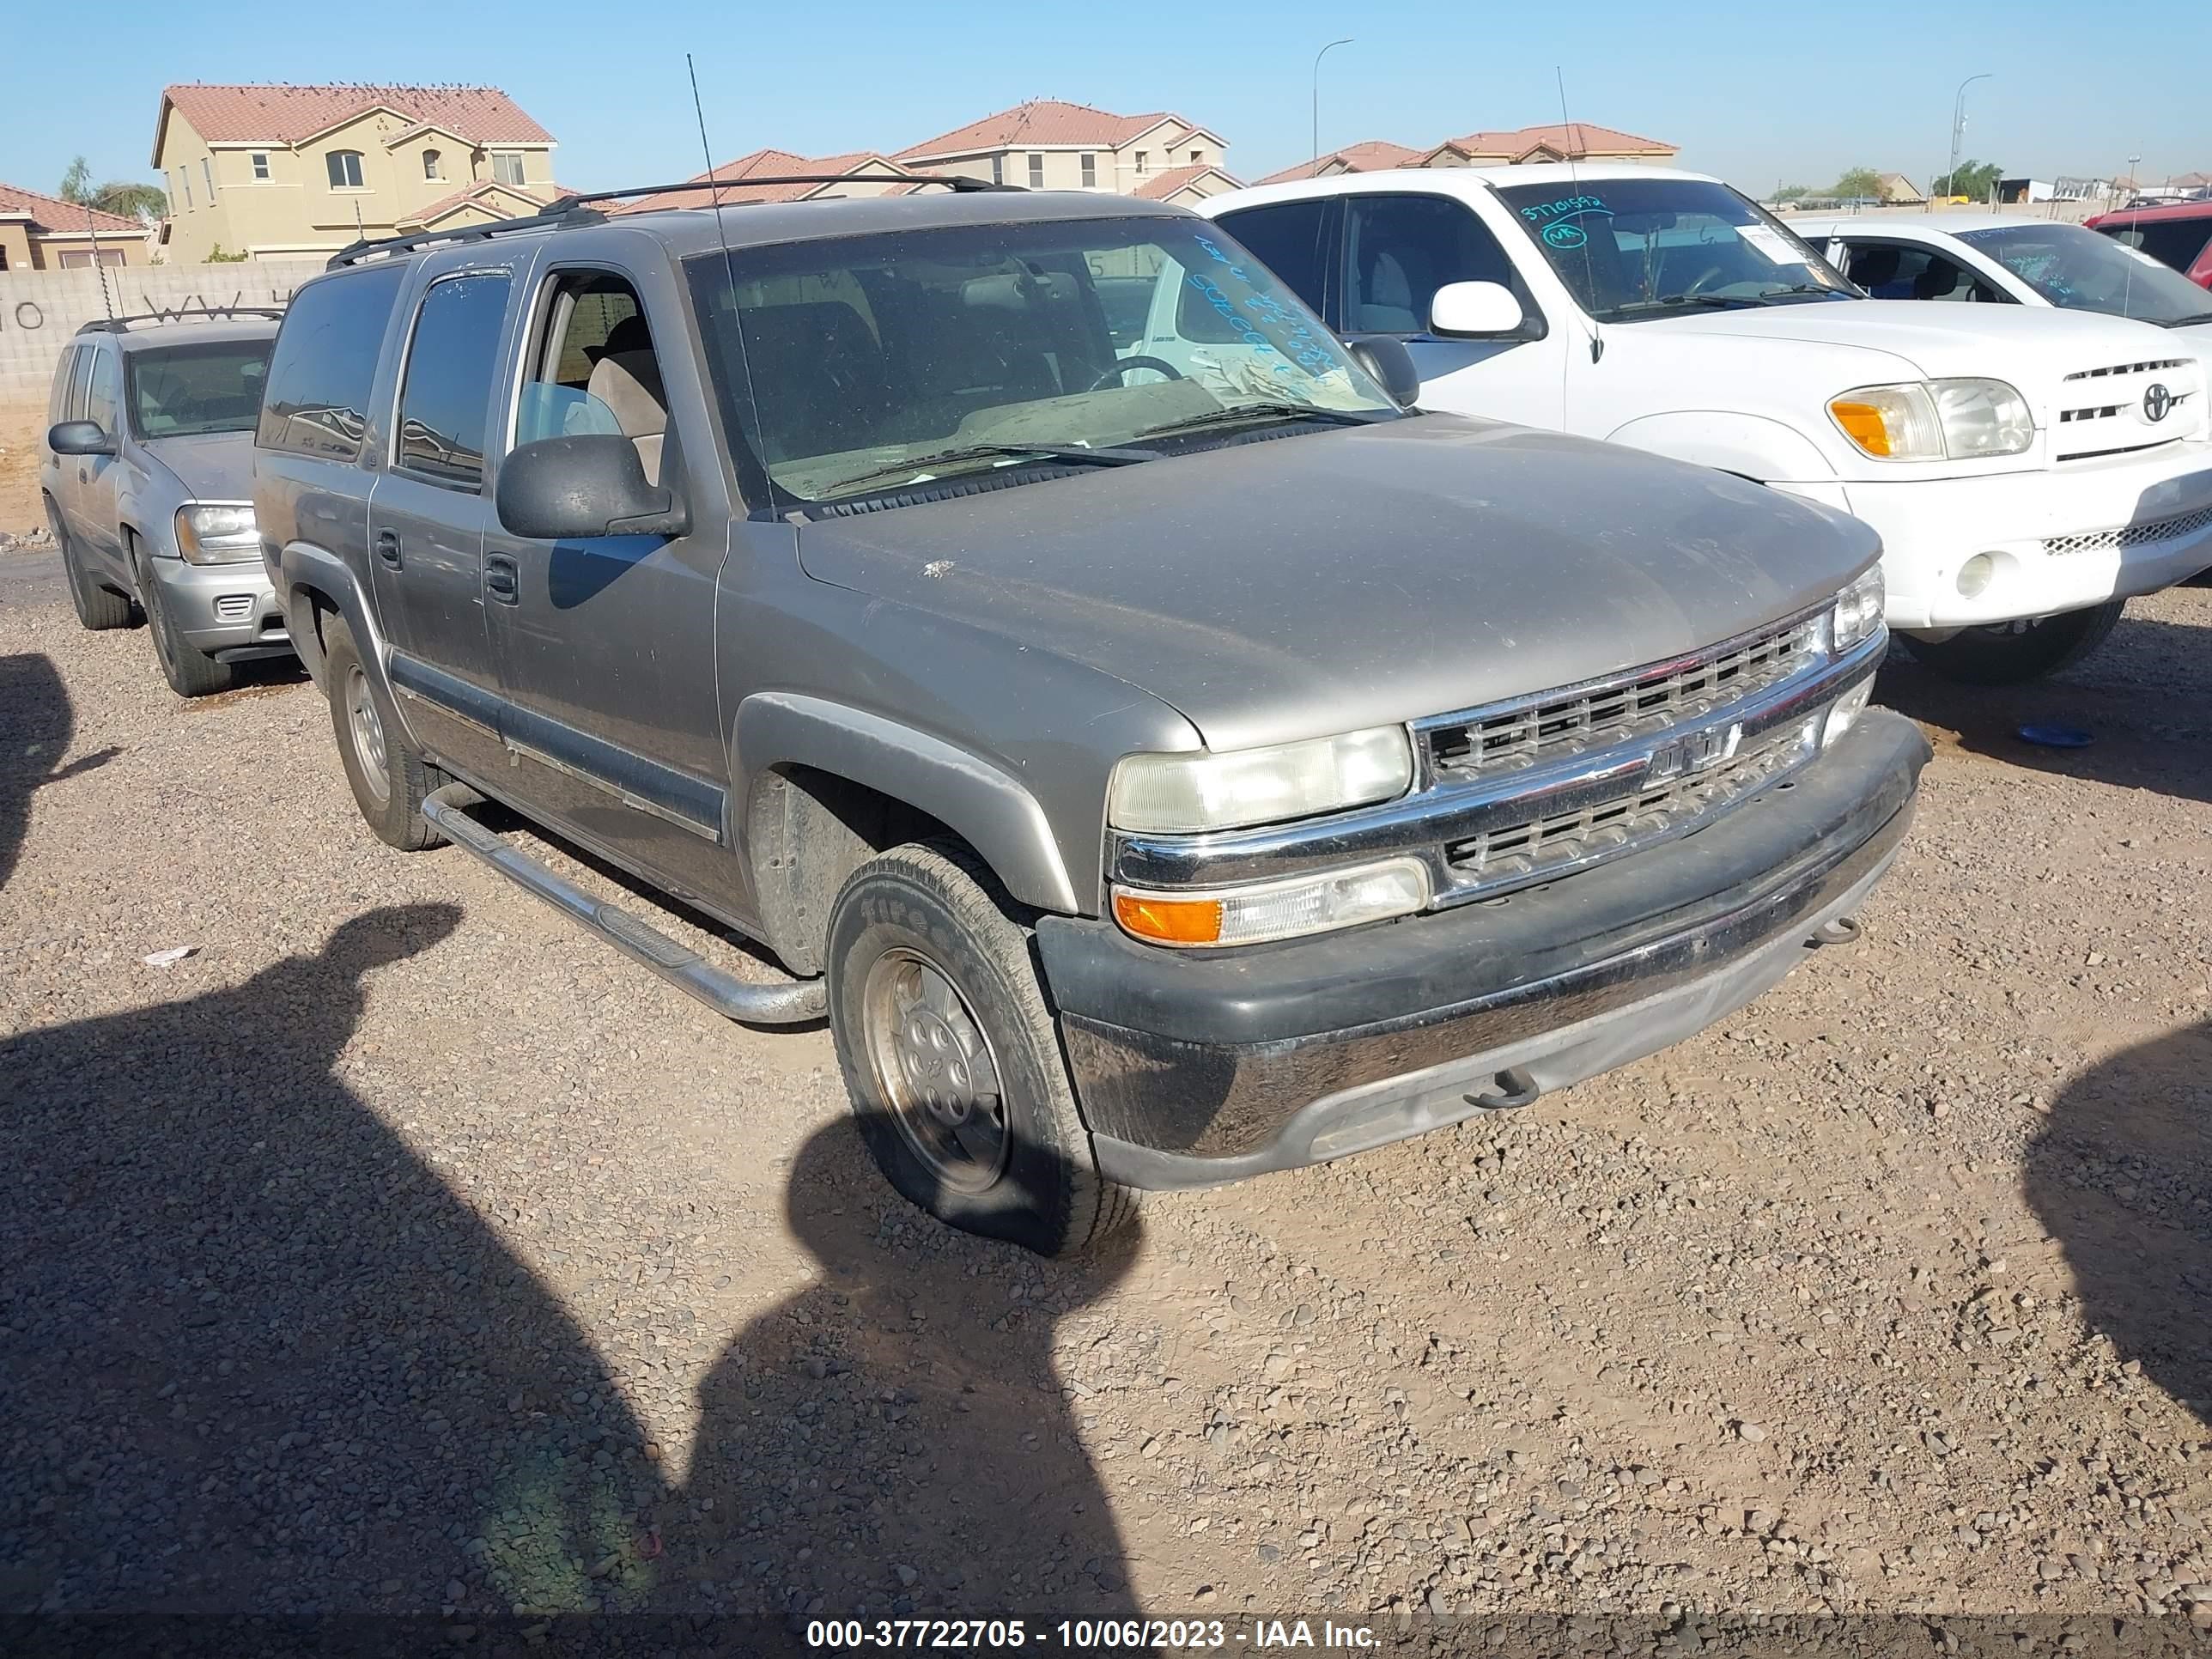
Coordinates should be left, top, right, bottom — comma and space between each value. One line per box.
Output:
256, 263, 407, 461
48, 346, 78, 424
65, 346, 97, 423
2122, 221, 2212, 275
1344, 194, 1517, 335
85, 347, 122, 434
1212, 201, 1329, 313
395, 273, 513, 488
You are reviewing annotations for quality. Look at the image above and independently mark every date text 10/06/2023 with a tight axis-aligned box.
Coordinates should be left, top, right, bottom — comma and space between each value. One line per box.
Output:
805, 1617, 1381, 1650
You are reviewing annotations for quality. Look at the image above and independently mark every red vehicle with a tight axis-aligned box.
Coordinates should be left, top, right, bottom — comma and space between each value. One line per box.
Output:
2086, 199, 2212, 289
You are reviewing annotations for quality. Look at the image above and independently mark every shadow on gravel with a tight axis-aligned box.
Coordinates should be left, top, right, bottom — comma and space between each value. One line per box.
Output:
2026, 1019, 2212, 1425
1875, 617, 2212, 805
0, 653, 118, 892
664, 1121, 1142, 1631
0, 904, 662, 1620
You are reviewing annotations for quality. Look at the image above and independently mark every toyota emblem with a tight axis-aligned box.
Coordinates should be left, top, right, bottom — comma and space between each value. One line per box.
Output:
2144, 383, 2174, 422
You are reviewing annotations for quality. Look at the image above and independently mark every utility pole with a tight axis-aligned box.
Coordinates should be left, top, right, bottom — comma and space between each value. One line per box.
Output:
1311, 40, 1354, 167
1945, 72, 1992, 202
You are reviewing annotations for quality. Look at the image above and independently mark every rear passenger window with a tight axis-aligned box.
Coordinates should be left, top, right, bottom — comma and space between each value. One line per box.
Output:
65, 346, 96, 423
48, 346, 79, 424
1212, 202, 1330, 315
257, 263, 407, 461
395, 272, 513, 488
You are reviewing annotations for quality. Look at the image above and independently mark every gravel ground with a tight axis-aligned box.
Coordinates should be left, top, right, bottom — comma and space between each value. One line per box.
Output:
1, 575, 2207, 1656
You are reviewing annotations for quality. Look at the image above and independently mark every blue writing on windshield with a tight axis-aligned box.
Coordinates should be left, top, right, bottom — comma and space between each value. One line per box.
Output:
1190, 236, 1340, 377
1519, 195, 1612, 224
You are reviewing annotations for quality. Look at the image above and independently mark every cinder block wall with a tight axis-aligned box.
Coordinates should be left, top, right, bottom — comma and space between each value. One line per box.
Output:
0, 261, 326, 403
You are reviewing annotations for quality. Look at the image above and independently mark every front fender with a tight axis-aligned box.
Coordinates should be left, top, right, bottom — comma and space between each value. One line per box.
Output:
732, 692, 1080, 916
1604, 410, 1843, 489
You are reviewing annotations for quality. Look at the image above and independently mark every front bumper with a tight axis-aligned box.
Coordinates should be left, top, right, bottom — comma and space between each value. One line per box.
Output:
155, 556, 295, 660
1842, 445, 2212, 629
1036, 709, 1929, 1190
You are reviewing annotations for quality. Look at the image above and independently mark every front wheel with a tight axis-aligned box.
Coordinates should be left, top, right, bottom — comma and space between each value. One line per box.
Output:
134, 546, 235, 698
825, 841, 1138, 1258
1901, 600, 2125, 685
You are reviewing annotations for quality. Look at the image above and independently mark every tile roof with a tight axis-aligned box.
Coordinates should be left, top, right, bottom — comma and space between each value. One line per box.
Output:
607, 149, 921, 212
1255, 140, 1423, 185
898, 100, 1206, 159
0, 180, 143, 233
1430, 121, 1674, 159
406, 179, 552, 223
1131, 164, 1237, 201
159, 84, 554, 151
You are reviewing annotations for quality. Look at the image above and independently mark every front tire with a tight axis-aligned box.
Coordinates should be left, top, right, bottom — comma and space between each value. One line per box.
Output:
133, 544, 235, 698
322, 612, 447, 850
50, 497, 134, 631
1903, 600, 2124, 685
825, 841, 1138, 1258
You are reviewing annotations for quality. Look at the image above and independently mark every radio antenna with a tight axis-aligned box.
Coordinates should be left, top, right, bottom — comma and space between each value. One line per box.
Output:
688, 52, 781, 517
1557, 66, 1603, 365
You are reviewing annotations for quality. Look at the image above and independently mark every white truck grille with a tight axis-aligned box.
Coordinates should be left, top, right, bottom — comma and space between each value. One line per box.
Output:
2052, 357, 2204, 461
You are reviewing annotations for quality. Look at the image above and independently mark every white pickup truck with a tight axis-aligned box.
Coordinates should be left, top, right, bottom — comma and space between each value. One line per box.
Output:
1195, 166, 2212, 684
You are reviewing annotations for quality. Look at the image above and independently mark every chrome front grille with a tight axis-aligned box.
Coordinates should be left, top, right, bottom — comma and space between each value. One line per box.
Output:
1445, 717, 1819, 888
2045, 504, 2212, 557
2063, 358, 2191, 381
2051, 358, 2205, 460
1420, 614, 1820, 781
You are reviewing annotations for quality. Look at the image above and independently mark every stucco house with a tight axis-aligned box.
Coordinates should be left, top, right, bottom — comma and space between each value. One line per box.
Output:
0, 183, 144, 270
607, 149, 924, 212
151, 82, 559, 263
896, 100, 1233, 199
1258, 124, 1677, 185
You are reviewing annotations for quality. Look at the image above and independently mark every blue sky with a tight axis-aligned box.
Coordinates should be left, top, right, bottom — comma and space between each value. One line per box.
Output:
6, 0, 2205, 201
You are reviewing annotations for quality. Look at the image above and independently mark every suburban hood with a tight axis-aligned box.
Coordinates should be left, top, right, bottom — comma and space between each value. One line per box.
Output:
140, 430, 256, 502
796, 415, 1875, 752
1648, 299, 2196, 382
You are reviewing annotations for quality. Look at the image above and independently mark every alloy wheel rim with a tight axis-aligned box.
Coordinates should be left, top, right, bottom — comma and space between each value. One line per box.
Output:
345, 665, 391, 805
860, 947, 1010, 1194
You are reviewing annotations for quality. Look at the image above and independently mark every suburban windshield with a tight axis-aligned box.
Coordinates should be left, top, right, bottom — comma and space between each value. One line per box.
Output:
1495, 178, 1857, 322
687, 216, 1397, 508
1960, 222, 2212, 325
127, 339, 272, 438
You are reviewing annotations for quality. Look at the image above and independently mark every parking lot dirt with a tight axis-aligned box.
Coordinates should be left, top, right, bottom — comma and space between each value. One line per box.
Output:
2, 403, 47, 538
3, 581, 2208, 1648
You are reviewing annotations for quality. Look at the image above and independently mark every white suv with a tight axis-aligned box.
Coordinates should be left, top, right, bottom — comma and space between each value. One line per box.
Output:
1198, 167, 2212, 684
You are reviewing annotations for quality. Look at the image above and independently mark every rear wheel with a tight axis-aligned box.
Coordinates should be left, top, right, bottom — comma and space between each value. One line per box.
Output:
825, 840, 1138, 1258
133, 542, 235, 698
50, 497, 133, 631
322, 612, 447, 849
1903, 600, 2125, 685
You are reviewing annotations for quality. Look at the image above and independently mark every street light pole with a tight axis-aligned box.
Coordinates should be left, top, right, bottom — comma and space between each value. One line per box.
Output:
1312, 39, 1354, 166
1946, 72, 1992, 202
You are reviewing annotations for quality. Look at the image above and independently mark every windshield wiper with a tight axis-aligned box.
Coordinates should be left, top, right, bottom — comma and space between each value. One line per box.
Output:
1604, 294, 1765, 316
1754, 283, 1850, 301
1133, 402, 1389, 442
828, 441, 1153, 495
2153, 312, 2212, 328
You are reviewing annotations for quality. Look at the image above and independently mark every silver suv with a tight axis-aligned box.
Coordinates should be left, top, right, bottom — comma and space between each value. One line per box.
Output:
40, 311, 291, 696
257, 180, 1927, 1255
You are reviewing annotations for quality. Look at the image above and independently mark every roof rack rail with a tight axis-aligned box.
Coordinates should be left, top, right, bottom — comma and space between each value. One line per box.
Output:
326, 173, 1025, 269
76, 306, 287, 335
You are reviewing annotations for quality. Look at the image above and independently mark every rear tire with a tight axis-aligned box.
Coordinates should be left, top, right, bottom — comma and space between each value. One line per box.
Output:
825, 840, 1138, 1258
1903, 600, 2124, 685
50, 497, 133, 631
133, 542, 235, 698
322, 612, 447, 850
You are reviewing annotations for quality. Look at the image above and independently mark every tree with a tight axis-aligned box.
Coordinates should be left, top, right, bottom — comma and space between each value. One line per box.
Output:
1771, 184, 1813, 203
1833, 167, 1886, 202
57, 154, 168, 223
1931, 159, 2003, 201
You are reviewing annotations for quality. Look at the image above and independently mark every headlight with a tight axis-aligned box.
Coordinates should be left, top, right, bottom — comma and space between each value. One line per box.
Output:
1832, 564, 1885, 649
1112, 856, 1431, 948
1108, 726, 1414, 834
1828, 379, 2033, 461
175, 503, 260, 566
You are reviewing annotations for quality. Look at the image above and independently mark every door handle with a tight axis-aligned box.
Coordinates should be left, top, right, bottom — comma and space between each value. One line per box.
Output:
483, 554, 520, 605
374, 527, 402, 569
77, 467, 89, 484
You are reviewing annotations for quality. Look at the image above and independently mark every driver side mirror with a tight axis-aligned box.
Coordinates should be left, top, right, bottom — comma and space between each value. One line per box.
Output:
47, 420, 118, 457
495, 434, 689, 541
1345, 337, 1421, 410
1429, 281, 1527, 339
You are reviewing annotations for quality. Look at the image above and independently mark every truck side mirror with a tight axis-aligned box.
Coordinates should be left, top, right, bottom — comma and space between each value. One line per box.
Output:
48, 420, 118, 457
1429, 281, 1527, 339
495, 434, 689, 541
1345, 337, 1421, 410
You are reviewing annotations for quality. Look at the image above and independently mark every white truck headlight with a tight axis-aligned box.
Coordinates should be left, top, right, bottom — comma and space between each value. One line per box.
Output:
1832, 564, 1885, 649
1113, 856, 1431, 947
175, 503, 261, 566
1828, 379, 2033, 461
1108, 726, 1414, 835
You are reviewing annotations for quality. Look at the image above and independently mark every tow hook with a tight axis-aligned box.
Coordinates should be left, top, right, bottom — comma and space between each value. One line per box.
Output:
1809, 915, 1863, 948
1465, 1066, 1541, 1112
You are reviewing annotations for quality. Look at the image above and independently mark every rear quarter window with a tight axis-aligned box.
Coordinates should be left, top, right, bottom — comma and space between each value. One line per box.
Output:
256, 264, 408, 461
